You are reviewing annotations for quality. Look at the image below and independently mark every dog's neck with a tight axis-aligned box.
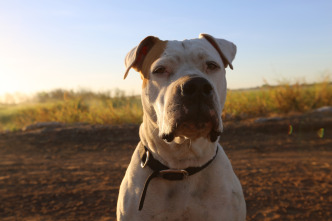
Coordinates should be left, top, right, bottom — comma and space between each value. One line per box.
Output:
139, 115, 218, 169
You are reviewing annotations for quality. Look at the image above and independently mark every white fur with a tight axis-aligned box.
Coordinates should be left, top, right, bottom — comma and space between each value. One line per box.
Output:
117, 35, 246, 220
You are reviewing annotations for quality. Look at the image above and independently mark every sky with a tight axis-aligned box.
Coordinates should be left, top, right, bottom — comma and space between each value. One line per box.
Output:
0, 0, 331, 101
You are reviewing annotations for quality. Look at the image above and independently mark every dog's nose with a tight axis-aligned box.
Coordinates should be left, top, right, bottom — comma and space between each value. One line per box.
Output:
182, 77, 213, 98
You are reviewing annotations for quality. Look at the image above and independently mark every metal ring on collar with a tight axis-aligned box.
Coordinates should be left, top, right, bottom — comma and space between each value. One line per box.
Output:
141, 150, 150, 168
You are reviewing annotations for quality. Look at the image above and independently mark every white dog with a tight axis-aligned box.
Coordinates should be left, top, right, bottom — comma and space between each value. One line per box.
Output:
117, 34, 246, 220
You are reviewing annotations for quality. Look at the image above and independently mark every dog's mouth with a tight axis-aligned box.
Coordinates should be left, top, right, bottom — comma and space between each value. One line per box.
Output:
161, 123, 222, 143
160, 104, 222, 143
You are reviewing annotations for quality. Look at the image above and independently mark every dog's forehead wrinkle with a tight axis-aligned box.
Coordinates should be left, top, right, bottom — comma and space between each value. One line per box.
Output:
164, 42, 221, 76
165, 40, 191, 56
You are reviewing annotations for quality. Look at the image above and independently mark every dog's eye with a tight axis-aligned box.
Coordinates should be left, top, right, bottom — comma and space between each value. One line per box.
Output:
206, 61, 220, 71
152, 66, 166, 75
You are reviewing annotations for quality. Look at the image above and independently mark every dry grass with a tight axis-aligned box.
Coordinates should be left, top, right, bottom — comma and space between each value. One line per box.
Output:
0, 90, 143, 131
1, 80, 332, 131
223, 80, 332, 120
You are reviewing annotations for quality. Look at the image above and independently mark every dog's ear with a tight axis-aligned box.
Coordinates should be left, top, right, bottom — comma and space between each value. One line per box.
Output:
199, 33, 236, 70
124, 36, 162, 79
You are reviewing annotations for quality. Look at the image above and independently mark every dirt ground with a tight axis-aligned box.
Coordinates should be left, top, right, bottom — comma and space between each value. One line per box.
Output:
0, 113, 331, 220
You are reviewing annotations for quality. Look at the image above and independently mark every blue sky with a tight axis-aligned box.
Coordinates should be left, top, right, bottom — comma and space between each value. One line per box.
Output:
0, 0, 331, 98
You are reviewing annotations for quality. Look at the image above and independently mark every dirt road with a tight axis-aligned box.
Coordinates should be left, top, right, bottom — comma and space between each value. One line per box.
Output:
0, 113, 331, 220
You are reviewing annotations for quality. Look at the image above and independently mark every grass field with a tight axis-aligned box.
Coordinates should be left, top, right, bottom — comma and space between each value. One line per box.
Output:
224, 80, 332, 119
1, 80, 332, 131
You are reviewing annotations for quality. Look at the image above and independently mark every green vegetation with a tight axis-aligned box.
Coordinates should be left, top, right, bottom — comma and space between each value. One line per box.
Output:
1, 81, 332, 131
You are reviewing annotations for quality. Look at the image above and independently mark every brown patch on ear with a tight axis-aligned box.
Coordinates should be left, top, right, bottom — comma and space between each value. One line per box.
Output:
199, 33, 234, 70
124, 36, 167, 82
140, 40, 167, 88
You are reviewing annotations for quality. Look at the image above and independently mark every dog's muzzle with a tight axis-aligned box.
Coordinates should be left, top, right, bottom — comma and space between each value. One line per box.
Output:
161, 76, 222, 143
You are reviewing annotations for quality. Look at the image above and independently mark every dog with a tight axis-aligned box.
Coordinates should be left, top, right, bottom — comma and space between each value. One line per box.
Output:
117, 34, 246, 220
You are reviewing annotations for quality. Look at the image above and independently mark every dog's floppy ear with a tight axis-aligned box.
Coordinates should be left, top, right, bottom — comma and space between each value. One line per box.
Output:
124, 36, 162, 79
199, 33, 236, 70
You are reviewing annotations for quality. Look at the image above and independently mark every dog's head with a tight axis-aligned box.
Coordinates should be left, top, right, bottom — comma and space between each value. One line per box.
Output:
124, 34, 236, 143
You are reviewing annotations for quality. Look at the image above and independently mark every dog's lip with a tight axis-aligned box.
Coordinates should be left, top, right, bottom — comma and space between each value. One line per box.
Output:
161, 100, 222, 143
172, 136, 188, 144
160, 120, 222, 143
160, 129, 222, 143
209, 130, 222, 142
161, 133, 175, 143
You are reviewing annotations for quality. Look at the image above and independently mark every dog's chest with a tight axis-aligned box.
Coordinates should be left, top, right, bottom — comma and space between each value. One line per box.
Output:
140, 174, 223, 220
